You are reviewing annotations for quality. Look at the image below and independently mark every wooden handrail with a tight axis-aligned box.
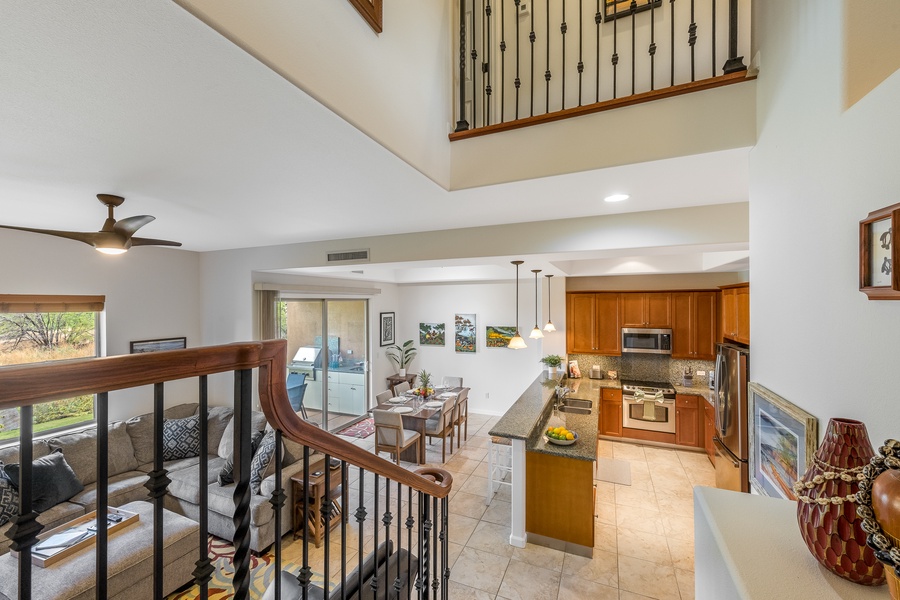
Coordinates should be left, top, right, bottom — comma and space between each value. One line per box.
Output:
0, 340, 452, 498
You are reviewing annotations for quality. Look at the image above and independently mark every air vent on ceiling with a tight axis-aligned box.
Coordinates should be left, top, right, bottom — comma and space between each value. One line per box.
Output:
327, 249, 370, 263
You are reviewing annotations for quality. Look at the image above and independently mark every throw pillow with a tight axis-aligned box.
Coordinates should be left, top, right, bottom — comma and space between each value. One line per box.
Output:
249, 429, 277, 495
162, 414, 201, 461
217, 429, 265, 486
4, 450, 84, 513
0, 467, 18, 526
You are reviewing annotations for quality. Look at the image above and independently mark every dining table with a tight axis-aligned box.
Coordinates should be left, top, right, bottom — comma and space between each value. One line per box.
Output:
371, 386, 467, 464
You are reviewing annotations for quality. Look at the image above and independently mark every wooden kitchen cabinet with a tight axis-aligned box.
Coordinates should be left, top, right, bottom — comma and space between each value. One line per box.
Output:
675, 394, 700, 447
721, 283, 750, 345
671, 291, 717, 360
566, 293, 621, 355
621, 293, 671, 328
600, 388, 623, 437
704, 399, 716, 464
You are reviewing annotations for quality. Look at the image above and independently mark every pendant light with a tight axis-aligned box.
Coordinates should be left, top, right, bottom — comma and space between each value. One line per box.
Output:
543, 274, 557, 332
530, 269, 544, 339
508, 261, 527, 349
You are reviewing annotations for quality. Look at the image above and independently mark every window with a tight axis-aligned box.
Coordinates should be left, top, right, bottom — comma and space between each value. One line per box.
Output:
0, 294, 104, 441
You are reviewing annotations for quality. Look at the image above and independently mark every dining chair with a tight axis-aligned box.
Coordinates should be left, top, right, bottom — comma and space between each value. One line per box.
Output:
424, 396, 457, 463
394, 381, 411, 394
375, 389, 394, 405
452, 388, 469, 449
441, 376, 463, 388
372, 408, 420, 466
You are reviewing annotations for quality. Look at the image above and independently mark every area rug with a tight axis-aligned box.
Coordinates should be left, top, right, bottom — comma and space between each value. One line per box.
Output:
336, 417, 374, 439
167, 536, 323, 600
595, 457, 632, 486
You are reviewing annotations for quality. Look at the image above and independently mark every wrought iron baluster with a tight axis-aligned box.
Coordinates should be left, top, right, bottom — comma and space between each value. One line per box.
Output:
630, 0, 636, 95
722, 0, 746, 73
431, 496, 439, 598
297, 447, 312, 600
577, 0, 584, 106
231, 369, 253, 600
146, 382, 171, 600
441, 496, 450, 600
649, 0, 657, 90
406, 487, 414, 599
485, 0, 492, 125
500, 0, 506, 122
323, 454, 332, 598
340, 460, 348, 600
595, 0, 601, 102
382, 479, 392, 599
455, 0, 469, 131
96, 392, 108, 600
193, 377, 214, 596
670, 0, 676, 86
689, 0, 697, 82
10, 405, 40, 600
612, 0, 618, 98
417, 492, 430, 599
515, 0, 521, 119
561, 0, 567, 109
355, 466, 366, 599
393, 481, 403, 598
711, 0, 716, 76
471, 0, 478, 129
271, 430, 285, 600
370, 474, 380, 597
529, 0, 536, 116
545, 0, 551, 113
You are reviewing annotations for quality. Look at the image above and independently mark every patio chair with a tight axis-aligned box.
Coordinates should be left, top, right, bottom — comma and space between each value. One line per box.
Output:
286, 372, 308, 419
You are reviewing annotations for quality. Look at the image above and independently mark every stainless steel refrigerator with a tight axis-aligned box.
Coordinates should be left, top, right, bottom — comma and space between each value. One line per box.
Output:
713, 343, 750, 492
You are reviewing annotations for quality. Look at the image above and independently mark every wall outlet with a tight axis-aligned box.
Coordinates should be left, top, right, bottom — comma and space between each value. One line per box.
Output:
697, 370, 706, 377
485, 392, 490, 399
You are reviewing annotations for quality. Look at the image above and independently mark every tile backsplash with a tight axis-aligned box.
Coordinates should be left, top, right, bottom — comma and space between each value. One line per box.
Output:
570, 353, 714, 385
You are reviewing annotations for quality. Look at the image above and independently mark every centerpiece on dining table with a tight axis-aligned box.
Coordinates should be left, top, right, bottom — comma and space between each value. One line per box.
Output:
410, 370, 435, 399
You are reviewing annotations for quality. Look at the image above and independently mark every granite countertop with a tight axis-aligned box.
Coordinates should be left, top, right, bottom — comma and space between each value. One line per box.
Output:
489, 373, 562, 441
672, 383, 714, 405
526, 401, 597, 462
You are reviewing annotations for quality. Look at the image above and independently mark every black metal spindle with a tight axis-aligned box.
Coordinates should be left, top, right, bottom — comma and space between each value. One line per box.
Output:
471, 0, 478, 128
545, 0, 551, 112
271, 430, 285, 599
406, 487, 414, 599
323, 454, 332, 597
577, 0, 584, 106
10, 405, 40, 600
630, 0, 636, 95
355, 467, 366, 599
431, 496, 439, 598
529, 1, 536, 116
193, 376, 214, 596
689, 0, 697, 81
340, 460, 348, 600
232, 369, 253, 600
96, 392, 109, 600
441, 496, 450, 600
147, 382, 170, 600
393, 481, 402, 598
485, 0, 492, 125
515, 0, 521, 119
297, 447, 312, 600
671, 0, 676, 86
612, 0, 618, 98
455, 0, 469, 131
500, 0, 506, 122
561, 0, 567, 109
649, 0, 657, 90
382, 480, 392, 599
370, 474, 380, 597
722, 0, 746, 73
416, 492, 429, 598
595, 0, 601, 102
711, 0, 716, 76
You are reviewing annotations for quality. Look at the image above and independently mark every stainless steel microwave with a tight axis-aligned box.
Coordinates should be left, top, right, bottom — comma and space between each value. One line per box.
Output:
621, 328, 672, 355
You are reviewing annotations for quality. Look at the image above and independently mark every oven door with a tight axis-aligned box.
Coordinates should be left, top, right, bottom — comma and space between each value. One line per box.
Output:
622, 398, 676, 433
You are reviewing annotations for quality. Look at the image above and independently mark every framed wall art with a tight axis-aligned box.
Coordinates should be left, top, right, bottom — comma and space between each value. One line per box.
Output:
347, 0, 382, 33
859, 202, 900, 300
748, 382, 818, 500
130, 337, 187, 354
454, 314, 476, 353
485, 326, 515, 348
419, 322, 445, 346
379, 312, 395, 347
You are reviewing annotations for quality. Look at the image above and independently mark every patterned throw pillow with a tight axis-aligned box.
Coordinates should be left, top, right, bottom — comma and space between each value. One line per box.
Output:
0, 467, 18, 526
249, 429, 277, 495
162, 414, 201, 461
217, 429, 265, 486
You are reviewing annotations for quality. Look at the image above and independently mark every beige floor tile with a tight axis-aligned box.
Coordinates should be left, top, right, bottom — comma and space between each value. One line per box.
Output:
617, 555, 681, 600
684, 467, 716, 487
497, 558, 561, 600
561, 549, 618, 588
471, 461, 489, 478
615, 504, 665, 536
466, 520, 515, 558
661, 513, 694, 542
481, 499, 511, 525
460, 474, 490, 497
666, 536, 694, 572
449, 512, 480, 546
597, 440, 615, 458
655, 488, 694, 517
596, 501, 617, 526
612, 442, 647, 462
675, 567, 695, 600
449, 490, 489, 520
511, 542, 566, 572
449, 546, 510, 595
615, 485, 659, 511
447, 540, 465, 569
556, 575, 619, 600
594, 481, 616, 504
492, 485, 512, 503
643, 447, 682, 466
616, 527, 673, 566
445, 456, 480, 474
593, 522, 618, 554
676, 450, 712, 470
459, 446, 488, 461
447, 579, 496, 599
629, 469, 656, 491
618, 591, 656, 600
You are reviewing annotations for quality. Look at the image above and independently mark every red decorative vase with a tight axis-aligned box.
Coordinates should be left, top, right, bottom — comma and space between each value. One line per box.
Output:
796, 418, 885, 585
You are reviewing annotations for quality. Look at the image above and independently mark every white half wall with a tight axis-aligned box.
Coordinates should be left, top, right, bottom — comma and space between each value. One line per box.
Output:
750, 0, 900, 446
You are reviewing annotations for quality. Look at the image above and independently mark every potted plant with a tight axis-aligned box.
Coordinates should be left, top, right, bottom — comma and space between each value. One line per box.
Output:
540, 354, 563, 376
386, 339, 418, 376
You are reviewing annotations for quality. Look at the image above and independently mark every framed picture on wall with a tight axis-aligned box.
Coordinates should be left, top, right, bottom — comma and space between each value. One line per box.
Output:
379, 312, 395, 347
130, 337, 187, 354
748, 382, 818, 500
454, 314, 476, 353
419, 322, 445, 346
859, 202, 900, 299
485, 326, 515, 347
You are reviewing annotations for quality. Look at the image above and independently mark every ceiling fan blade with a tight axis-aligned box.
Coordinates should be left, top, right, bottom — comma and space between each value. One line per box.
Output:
0, 224, 95, 246
113, 215, 155, 237
129, 236, 183, 248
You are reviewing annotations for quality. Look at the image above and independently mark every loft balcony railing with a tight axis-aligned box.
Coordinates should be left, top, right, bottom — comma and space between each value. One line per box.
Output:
450, 0, 752, 140
0, 340, 451, 600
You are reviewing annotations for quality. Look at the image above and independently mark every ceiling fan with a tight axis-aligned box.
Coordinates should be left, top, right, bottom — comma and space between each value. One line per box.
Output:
0, 194, 182, 254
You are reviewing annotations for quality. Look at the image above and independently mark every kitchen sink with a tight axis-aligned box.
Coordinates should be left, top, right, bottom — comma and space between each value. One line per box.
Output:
558, 405, 591, 415
560, 398, 592, 409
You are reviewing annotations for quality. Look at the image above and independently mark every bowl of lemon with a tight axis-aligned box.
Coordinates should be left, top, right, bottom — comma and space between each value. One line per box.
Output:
544, 426, 578, 446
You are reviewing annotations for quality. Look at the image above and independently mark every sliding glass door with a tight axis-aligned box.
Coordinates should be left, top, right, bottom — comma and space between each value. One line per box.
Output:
280, 298, 368, 432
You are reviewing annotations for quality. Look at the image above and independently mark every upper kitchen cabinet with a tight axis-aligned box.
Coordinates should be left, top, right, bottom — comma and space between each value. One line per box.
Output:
621, 293, 672, 328
567, 293, 621, 355
672, 291, 717, 360
720, 283, 750, 345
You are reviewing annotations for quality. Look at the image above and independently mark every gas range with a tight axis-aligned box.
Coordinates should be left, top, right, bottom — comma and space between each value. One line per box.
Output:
620, 380, 676, 400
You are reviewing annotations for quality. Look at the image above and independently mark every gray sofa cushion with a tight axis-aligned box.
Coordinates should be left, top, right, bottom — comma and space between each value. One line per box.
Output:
0, 500, 86, 555
206, 482, 275, 527
5, 451, 84, 513
216, 412, 269, 460
167, 456, 227, 504
0, 439, 50, 466
46, 422, 138, 485
67, 471, 153, 512
126, 403, 199, 465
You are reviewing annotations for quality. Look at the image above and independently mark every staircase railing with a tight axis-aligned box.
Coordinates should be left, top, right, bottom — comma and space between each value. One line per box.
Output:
0, 339, 452, 600
451, 0, 751, 139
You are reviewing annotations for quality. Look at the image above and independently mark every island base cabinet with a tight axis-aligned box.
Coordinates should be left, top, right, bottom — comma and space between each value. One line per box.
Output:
525, 451, 594, 552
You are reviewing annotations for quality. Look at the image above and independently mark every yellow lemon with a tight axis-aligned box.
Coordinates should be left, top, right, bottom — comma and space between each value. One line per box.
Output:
566, 432, 575, 440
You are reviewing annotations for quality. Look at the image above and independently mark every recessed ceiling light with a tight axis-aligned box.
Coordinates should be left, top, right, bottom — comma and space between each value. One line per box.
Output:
604, 194, 630, 203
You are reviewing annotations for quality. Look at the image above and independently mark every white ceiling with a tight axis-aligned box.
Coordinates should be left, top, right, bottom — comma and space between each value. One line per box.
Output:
0, 1, 750, 281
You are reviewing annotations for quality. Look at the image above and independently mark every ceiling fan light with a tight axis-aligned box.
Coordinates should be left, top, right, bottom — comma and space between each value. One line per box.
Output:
529, 325, 544, 339
543, 320, 557, 332
95, 246, 127, 255
508, 332, 527, 349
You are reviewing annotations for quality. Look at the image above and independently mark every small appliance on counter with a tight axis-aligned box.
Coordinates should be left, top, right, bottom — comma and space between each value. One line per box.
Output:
682, 366, 693, 386
589, 365, 604, 380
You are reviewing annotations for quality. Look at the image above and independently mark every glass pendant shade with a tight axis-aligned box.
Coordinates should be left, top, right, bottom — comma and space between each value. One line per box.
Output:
543, 274, 556, 331
543, 321, 557, 333
509, 260, 527, 349
529, 325, 544, 339
530, 269, 543, 338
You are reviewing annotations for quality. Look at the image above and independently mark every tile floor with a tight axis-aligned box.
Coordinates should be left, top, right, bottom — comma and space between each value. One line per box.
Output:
285, 412, 716, 600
